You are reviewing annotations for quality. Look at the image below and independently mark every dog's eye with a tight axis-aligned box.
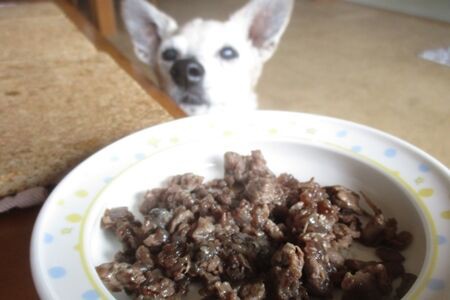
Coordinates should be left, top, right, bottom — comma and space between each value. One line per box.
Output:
162, 48, 178, 61
219, 46, 238, 60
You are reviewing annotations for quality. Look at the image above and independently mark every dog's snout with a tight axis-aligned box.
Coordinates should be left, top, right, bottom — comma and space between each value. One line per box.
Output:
170, 59, 204, 88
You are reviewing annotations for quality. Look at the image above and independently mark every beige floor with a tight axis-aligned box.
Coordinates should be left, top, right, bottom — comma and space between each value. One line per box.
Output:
348, 0, 450, 23
110, 0, 450, 166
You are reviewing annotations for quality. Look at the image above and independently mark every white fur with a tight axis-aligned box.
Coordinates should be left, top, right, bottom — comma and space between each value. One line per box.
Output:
122, 0, 293, 115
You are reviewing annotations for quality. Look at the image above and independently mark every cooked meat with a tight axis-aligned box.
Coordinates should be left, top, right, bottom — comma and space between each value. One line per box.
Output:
341, 271, 381, 300
143, 208, 172, 233
143, 227, 169, 248
383, 261, 405, 279
224, 150, 273, 187
157, 242, 191, 281
168, 206, 194, 233
264, 219, 285, 241
396, 273, 417, 298
212, 281, 240, 300
96, 262, 146, 292
375, 246, 405, 262
386, 230, 413, 250
191, 217, 215, 242
135, 245, 154, 267
344, 259, 377, 272
360, 212, 386, 246
138, 269, 177, 298
271, 243, 305, 300
101, 207, 134, 229
302, 237, 332, 296
111, 213, 144, 251
239, 281, 266, 300
333, 223, 360, 249
97, 151, 414, 299
326, 186, 363, 215
245, 177, 284, 205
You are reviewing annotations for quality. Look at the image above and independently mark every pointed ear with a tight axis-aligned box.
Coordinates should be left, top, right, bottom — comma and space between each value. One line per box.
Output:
230, 0, 293, 61
122, 0, 178, 66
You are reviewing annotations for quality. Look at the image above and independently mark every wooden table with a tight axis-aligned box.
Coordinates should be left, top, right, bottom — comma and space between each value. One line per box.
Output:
0, 1, 184, 299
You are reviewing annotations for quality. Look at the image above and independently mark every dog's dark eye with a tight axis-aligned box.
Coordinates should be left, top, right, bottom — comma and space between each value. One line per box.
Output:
162, 48, 178, 61
219, 46, 238, 60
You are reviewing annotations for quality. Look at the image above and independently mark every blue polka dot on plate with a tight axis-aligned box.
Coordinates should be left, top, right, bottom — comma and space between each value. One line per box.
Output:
48, 266, 66, 278
351, 145, 362, 153
428, 278, 445, 290
419, 163, 430, 172
110, 156, 119, 162
336, 130, 348, 138
135, 153, 146, 160
384, 148, 397, 158
44, 233, 53, 244
437, 234, 447, 245
82, 289, 100, 300
103, 176, 113, 183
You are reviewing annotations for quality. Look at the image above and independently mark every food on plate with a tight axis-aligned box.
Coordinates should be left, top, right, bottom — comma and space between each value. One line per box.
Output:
96, 150, 415, 299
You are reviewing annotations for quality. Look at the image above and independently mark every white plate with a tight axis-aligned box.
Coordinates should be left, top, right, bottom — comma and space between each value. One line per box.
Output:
31, 111, 449, 300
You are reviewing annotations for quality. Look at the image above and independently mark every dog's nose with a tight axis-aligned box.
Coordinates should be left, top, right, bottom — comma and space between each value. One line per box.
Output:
170, 59, 204, 88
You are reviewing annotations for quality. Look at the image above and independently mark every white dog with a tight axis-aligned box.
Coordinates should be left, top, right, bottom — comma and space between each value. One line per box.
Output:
122, 0, 293, 115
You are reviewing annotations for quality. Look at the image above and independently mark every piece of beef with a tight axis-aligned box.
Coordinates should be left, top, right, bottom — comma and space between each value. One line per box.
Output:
138, 269, 177, 298
96, 262, 146, 293
245, 177, 284, 205
210, 281, 239, 300
144, 227, 170, 249
302, 236, 332, 297
396, 273, 417, 299
341, 271, 381, 300
375, 246, 405, 262
168, 206, 194, 233
157, 242, 191, 281
101, 207, 134, 229
239, 281, 266, 300
385, 231, 413, 250
325, 186, 363, 215
224, 150, 273, 187
142, 208, 172, 233
271, 243, 306, 300
190, 216, 215, 242
114, 219, 144, 251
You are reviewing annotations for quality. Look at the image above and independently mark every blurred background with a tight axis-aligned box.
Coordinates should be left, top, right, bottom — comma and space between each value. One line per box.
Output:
71, 0, 450, 164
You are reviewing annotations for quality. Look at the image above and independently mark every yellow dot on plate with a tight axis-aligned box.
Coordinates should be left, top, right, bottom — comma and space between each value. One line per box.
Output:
391, 170, 400, 177
440, 210, 450, 220
75, 189, 88, 198
57, 199, 65, 206
148, 137, 160, 147
268, 128, 278, 135
306, 128, 316, 135
66, 213, 82, 223
60, 227, 72, 235
414, 177, 425, 185
418, 188, 434, 198
170, 136, 179, 144
74, 244, 80, 251
223, 130, 234, 137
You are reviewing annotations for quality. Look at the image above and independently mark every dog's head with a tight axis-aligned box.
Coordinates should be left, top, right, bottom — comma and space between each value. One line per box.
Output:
122, 0, 293, 115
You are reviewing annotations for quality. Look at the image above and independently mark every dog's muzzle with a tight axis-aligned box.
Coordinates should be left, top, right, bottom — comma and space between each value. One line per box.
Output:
170, 58, 204, 89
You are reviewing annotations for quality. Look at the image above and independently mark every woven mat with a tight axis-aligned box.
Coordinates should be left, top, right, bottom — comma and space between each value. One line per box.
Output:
0, 2, 172, 197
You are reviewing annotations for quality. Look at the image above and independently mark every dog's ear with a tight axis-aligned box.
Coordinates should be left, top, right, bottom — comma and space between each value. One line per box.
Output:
122, 0, 178, 66
230, 0, 293, 61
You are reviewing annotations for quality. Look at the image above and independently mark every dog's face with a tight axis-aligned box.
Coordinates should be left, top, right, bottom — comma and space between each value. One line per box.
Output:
122, 0, 293, 115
